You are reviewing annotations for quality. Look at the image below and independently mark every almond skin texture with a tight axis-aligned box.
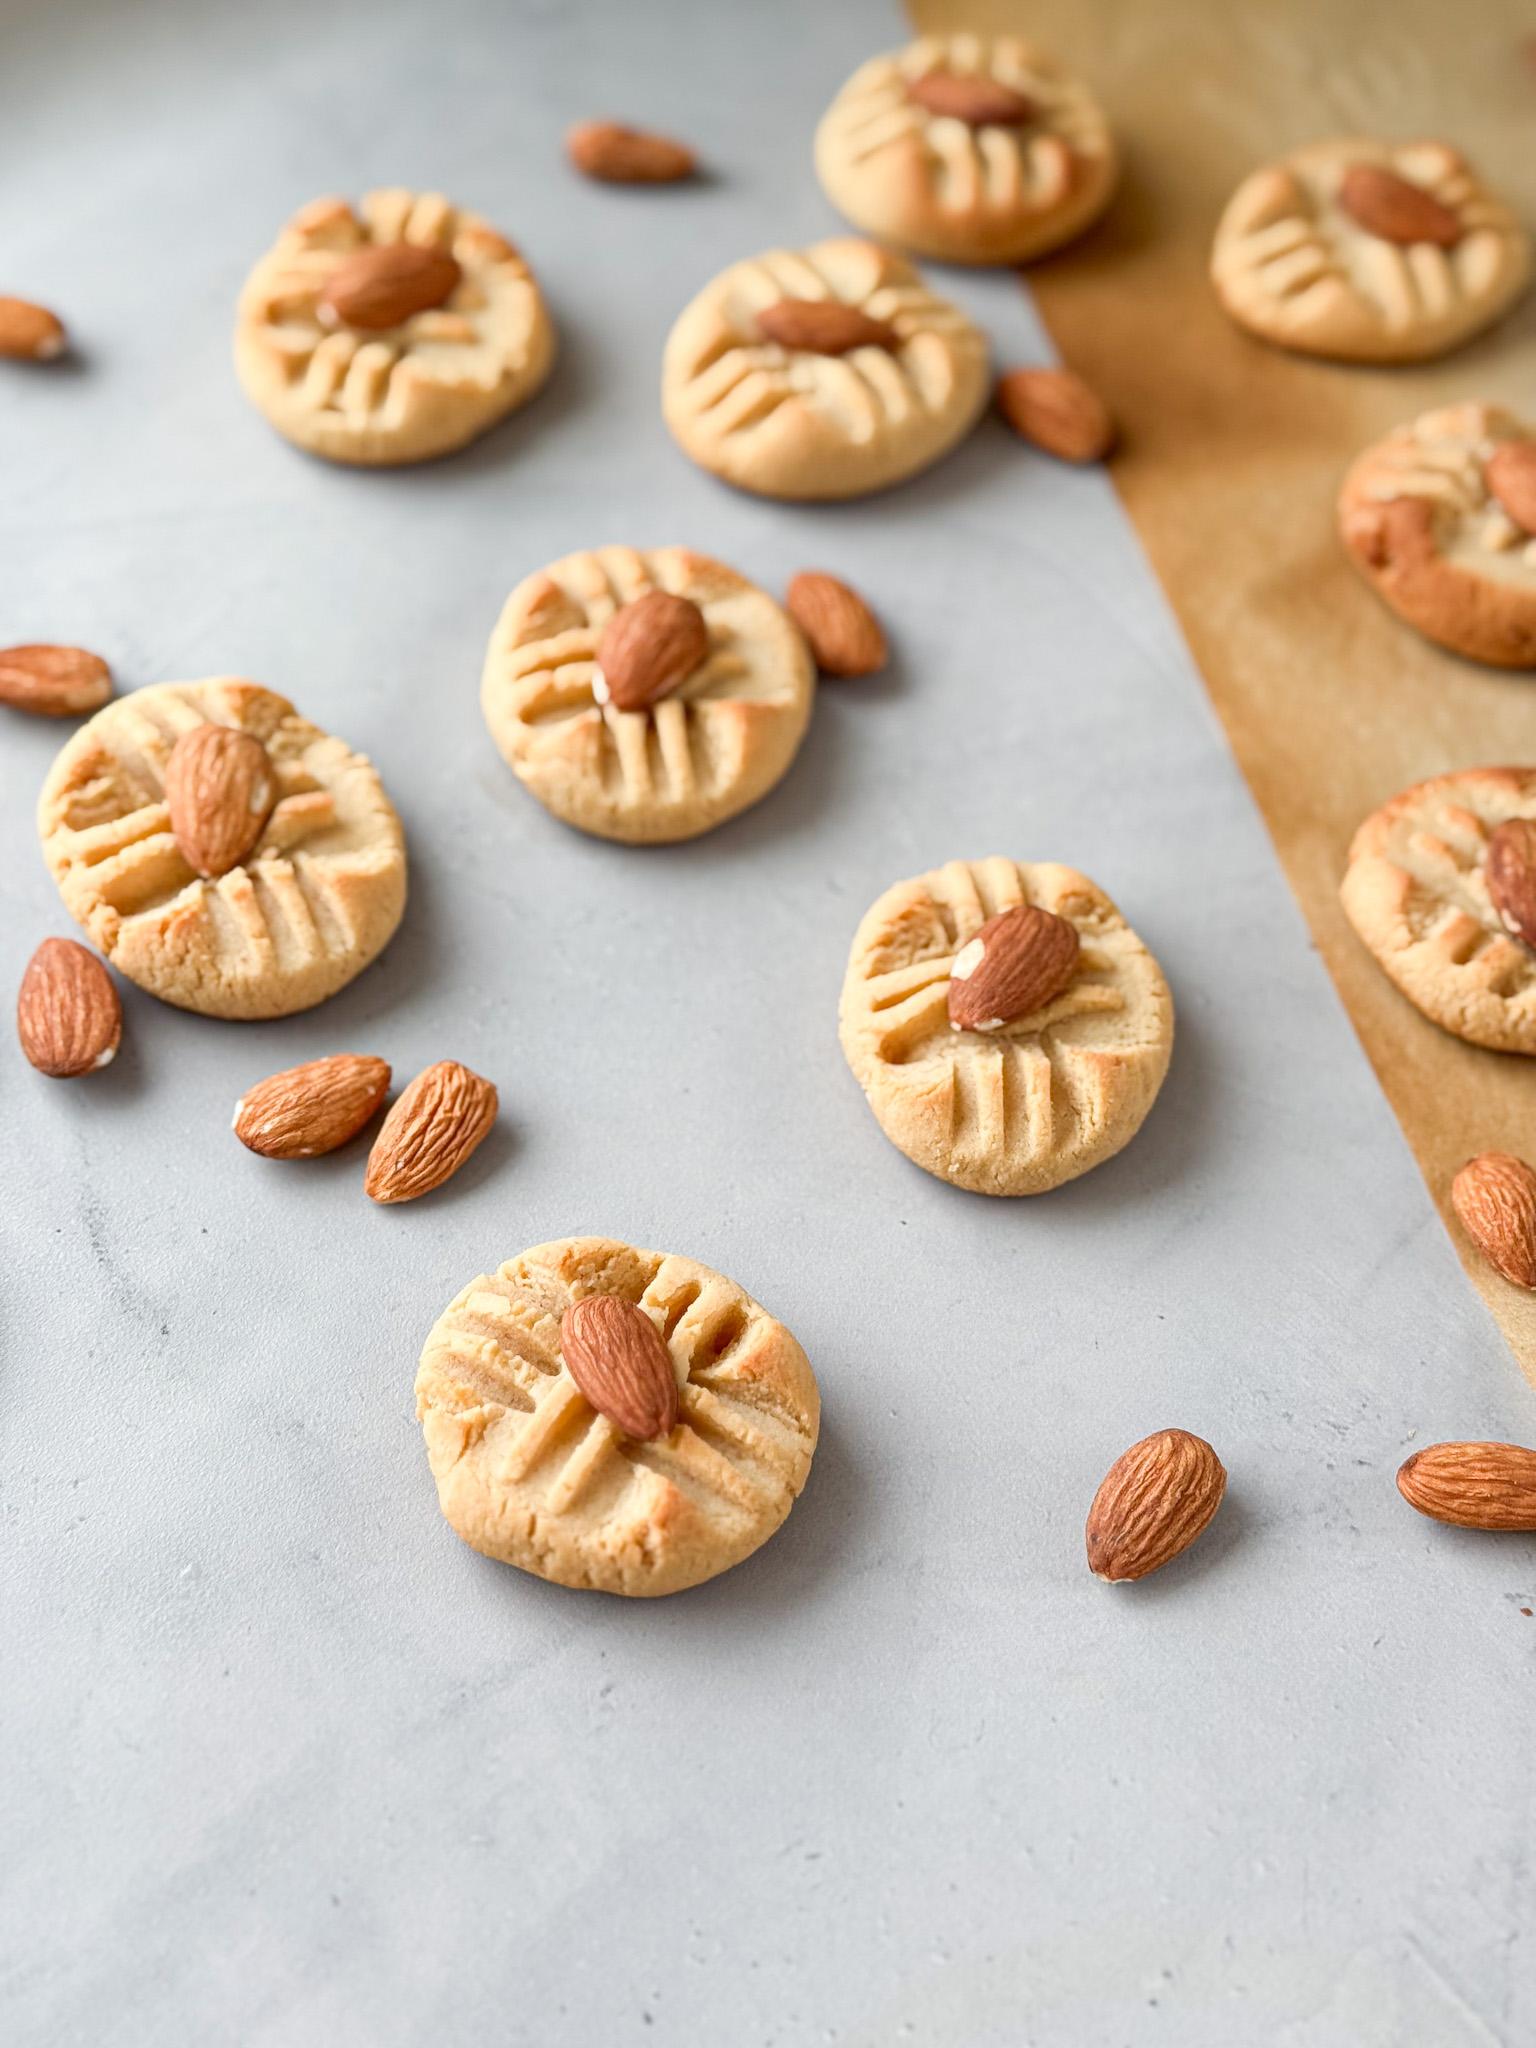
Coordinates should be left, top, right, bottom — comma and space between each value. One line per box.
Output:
1086, 1429, 1228, 1582
907, 71, 1033, 126
1396, 1441, 1536, 1531
364, 1060, 497, 1204
786, 571, 888, 678
948, 905, 1080, 1031
0, 296, 67, 360
1451, 1152, 1536, 1288
163, 724, 276, 879
234, 1054, 391, 1160
996, 368, 1115, 464
1485, 442, 1536, 535
757, 298, 898, 357
1484, 819, 1536, 948
0, 644, 112, 717
594, 590, 709, 712
317, 243, 462, 331
567, 120, 696, 184
1337, 164, 1462, 248
559, 1295, 680, 1441
17, 938, 122, 1079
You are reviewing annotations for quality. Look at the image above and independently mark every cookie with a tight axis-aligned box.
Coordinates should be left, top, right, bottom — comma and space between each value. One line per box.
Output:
661, 237, 988, 500
1339, 405, 1536, 668
481, 545, 815, 843
38, 679, 406, 1019
839, 856, 1173, 1195
416, 1236, 820, 1596
1341, 767, 1536, 1053
814, 34, 1116, 267
234, 189, 555, 465
1211, 140, 1529, 363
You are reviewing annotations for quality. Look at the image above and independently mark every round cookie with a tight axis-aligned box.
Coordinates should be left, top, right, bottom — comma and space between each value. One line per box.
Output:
1339, 405, 1536, 668
235, 188, 555, 465
481, 545, 815, 843
839, 857, 1173, 1195
415, 1236, 820, 1597
1211, 139, 1529, 363
1341, 767, 1536, 1053
38, 679, 406, 1019
814, 33, 1117, 266
661, 237, 988, 500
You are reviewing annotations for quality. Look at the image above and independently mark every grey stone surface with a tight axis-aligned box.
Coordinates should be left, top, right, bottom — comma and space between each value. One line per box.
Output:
1, 2, 1531, 2043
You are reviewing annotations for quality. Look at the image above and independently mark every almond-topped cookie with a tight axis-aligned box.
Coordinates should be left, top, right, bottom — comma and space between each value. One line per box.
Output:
235, 189, 555, 465
1211, 139, 1529, 363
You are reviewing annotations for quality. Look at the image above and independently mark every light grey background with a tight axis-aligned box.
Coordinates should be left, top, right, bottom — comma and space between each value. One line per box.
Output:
2, 2, 1532, 2043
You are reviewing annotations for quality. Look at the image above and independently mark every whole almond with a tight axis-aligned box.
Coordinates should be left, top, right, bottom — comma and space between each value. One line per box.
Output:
1485, 441, 1536, 535
1086, 1429, 1227, 1582
594, 590, 709, 712
0, 296, 67, 361
317, 243, 462, 331
1484, 818, 1536, 948
1337, 164, 1462, 247
786, 571, 887, 679
17, 938, 122, 1079
907, 71, 1033, 126
1450, 1152, 1536, 1288
567, 119, 696, 184
996, 368, 1115, 464
234, 1054, 391, 1160
1396, 1441, 1536, 1531
164, 724, 276, 879
0, 644, 113, 718
757, 298, 898, 357
364, 1060, 497, 1204
948, 905, 1080, 1032
560, 1295, 679, 1441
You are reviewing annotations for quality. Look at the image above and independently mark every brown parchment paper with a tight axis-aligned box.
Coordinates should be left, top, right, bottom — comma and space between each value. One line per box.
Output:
907, 0, 1536, 1386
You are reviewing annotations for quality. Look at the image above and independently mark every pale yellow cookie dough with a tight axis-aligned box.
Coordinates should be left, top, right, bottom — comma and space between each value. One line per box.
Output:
38, 679, 406, 1019
481, 545, 815, 843
839, 856, 1174, 1195
235, 188, 555, 465
416, 1236, 821, 1597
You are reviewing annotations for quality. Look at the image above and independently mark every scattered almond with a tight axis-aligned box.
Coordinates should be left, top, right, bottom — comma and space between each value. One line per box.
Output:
594, 590, 709, 712
786, 572, 887, 679
364, 1060, 497, 1204
0, 296, 67, 361
164, 724, 276, 879
757, 298, 898, 356
1484, 818, 1536, 948
317, 243, 462, 331
907, 71, 1033, 125
1485, 441, 1536, 535
0, 644, 112, 718
948, 905, 1080, 1032
560, 1296, 679, 1441
1396, 1441, 1536, 1531
234, 1054, 391, 1160
17, 938, 122, 1079
996, 368, 1115, 464
1450, 1152, 1536, 1288
1337, 164, 1462, 248
567, 119, 696, 184
1086, 1429, 1228, 1582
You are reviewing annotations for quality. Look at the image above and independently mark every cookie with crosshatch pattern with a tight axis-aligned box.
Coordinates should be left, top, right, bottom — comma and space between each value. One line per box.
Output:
839, 857, 1174, 1194
416, 1237, 820, 1596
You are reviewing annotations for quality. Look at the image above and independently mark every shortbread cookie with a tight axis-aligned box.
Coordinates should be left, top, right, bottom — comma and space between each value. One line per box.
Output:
662, 238, 988, 500
481, 545, 815, 842
416, 1236, 820, 1596
1341, 768, 1536, 1052
839, 857, 1173, 1195
1211, 140, 1529, 363
1339, 405, 1536, 668
814, 34, 1116, 266
38, 679, 405, 1019
235, 189, 555, 465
